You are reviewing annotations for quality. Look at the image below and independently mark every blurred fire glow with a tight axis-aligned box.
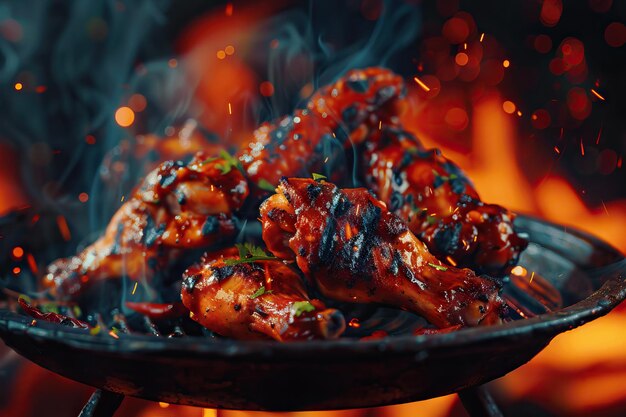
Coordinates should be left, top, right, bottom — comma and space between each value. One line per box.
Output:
1, 1, 625, 417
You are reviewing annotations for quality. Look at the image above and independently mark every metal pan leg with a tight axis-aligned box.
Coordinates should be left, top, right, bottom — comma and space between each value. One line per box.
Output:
78, 389, 124, 417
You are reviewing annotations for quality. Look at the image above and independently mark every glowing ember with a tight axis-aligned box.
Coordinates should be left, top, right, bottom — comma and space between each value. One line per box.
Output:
128, 94, 147, 112
225, 3, 233, 16
540, 0, 563, 27
158, 402, 169, 408
168, 58, 178, 68
12, 246, 24, 259
85, 135, 96, 145
216, 50, 226, 59
502, 100, 516, 114
78, 192, 89, 203
502, 59, 510, 68
259, 81, 274, 97
455, 52, 469, 66
511, 265, 527, 276
12, 267, 20, 275
114, 106, 135, 127
348, 318, 360, 328
224, 45, 235, 55
14, 82, 22, 90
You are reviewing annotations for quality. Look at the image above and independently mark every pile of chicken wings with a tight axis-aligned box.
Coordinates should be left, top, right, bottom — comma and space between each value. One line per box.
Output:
43, 68, 527, 341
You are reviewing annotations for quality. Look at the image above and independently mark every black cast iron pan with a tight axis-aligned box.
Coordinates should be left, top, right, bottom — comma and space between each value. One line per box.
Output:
0, 213, 625, 412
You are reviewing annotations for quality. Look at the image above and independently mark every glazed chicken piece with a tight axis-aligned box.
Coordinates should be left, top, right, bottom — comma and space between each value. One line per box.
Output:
44, 152, 249, 300
237, 67, 406, 199
181, 247, 346, 341
361, 126, 528, 276
260, 178, 506, 328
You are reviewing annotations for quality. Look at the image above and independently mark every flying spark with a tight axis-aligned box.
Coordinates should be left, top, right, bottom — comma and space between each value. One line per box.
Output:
601, 201, 609, 215
580, 138, 585, 156
132, 282, 138, 295
590, 89, 605, 101
596, 124, 603, 145
413, 76, 431, 92
554, 146, 560, 155
228, 102, 232, 115
56, 216, 71, 241
480, 33, 485, 42
529, 271, 535, 284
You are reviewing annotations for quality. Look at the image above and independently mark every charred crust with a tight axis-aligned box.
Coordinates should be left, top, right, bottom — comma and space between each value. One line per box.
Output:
211, 265, 235, 282
182, 274, 199, 294
433, 221, 462, 255
345, 78, 370, 93
306, 183, 322, 201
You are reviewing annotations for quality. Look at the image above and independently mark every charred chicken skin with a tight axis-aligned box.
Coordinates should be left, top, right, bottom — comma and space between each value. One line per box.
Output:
237, 67, 406, 199
181, 247, 346, 341
44, 152, 248, 299
260, 178, 506, 328
361, 126, 528, 276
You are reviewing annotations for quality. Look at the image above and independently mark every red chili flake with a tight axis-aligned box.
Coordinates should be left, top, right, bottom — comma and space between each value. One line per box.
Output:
18, 298, 89, 329
125, 302, 188, 320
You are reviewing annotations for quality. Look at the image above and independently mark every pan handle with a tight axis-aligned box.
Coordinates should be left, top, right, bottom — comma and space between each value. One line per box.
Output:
78, 389, 124, 417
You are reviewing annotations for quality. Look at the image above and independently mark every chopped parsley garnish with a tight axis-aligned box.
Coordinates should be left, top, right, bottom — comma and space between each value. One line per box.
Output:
292, 301, 315, 317
428, 262, 448, 271
257, 179, 276, 192
425, 215, 439, 225
249, 285, 273, 299
431, 169, 458, 182
312, 173, 327, 181
224, 243, 276, 266
201, 150, 243, 175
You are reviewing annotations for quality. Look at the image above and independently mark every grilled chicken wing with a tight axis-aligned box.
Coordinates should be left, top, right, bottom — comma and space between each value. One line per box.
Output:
361, 126, 527, 276
181, 247, 346, 341
44, 152, 248, 299
237, 67, 406, 200
260, 178, 506, 328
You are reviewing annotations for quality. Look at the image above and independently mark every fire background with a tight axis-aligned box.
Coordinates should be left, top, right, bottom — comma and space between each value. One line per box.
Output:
1, 0, 625, 416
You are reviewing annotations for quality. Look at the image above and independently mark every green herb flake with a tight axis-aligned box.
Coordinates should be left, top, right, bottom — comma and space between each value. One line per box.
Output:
292, 301, 315, 317
224, 243, 276, 266
425, 213, 440, 225
89, 325, 101, 336
428, 262, 448, 271
312, 173, 327, 181
40, 302, 60, 314
249, 285, 273, 299
201, 150, 243, 175
257, 179, 276, 192
18, 294, 32, 304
